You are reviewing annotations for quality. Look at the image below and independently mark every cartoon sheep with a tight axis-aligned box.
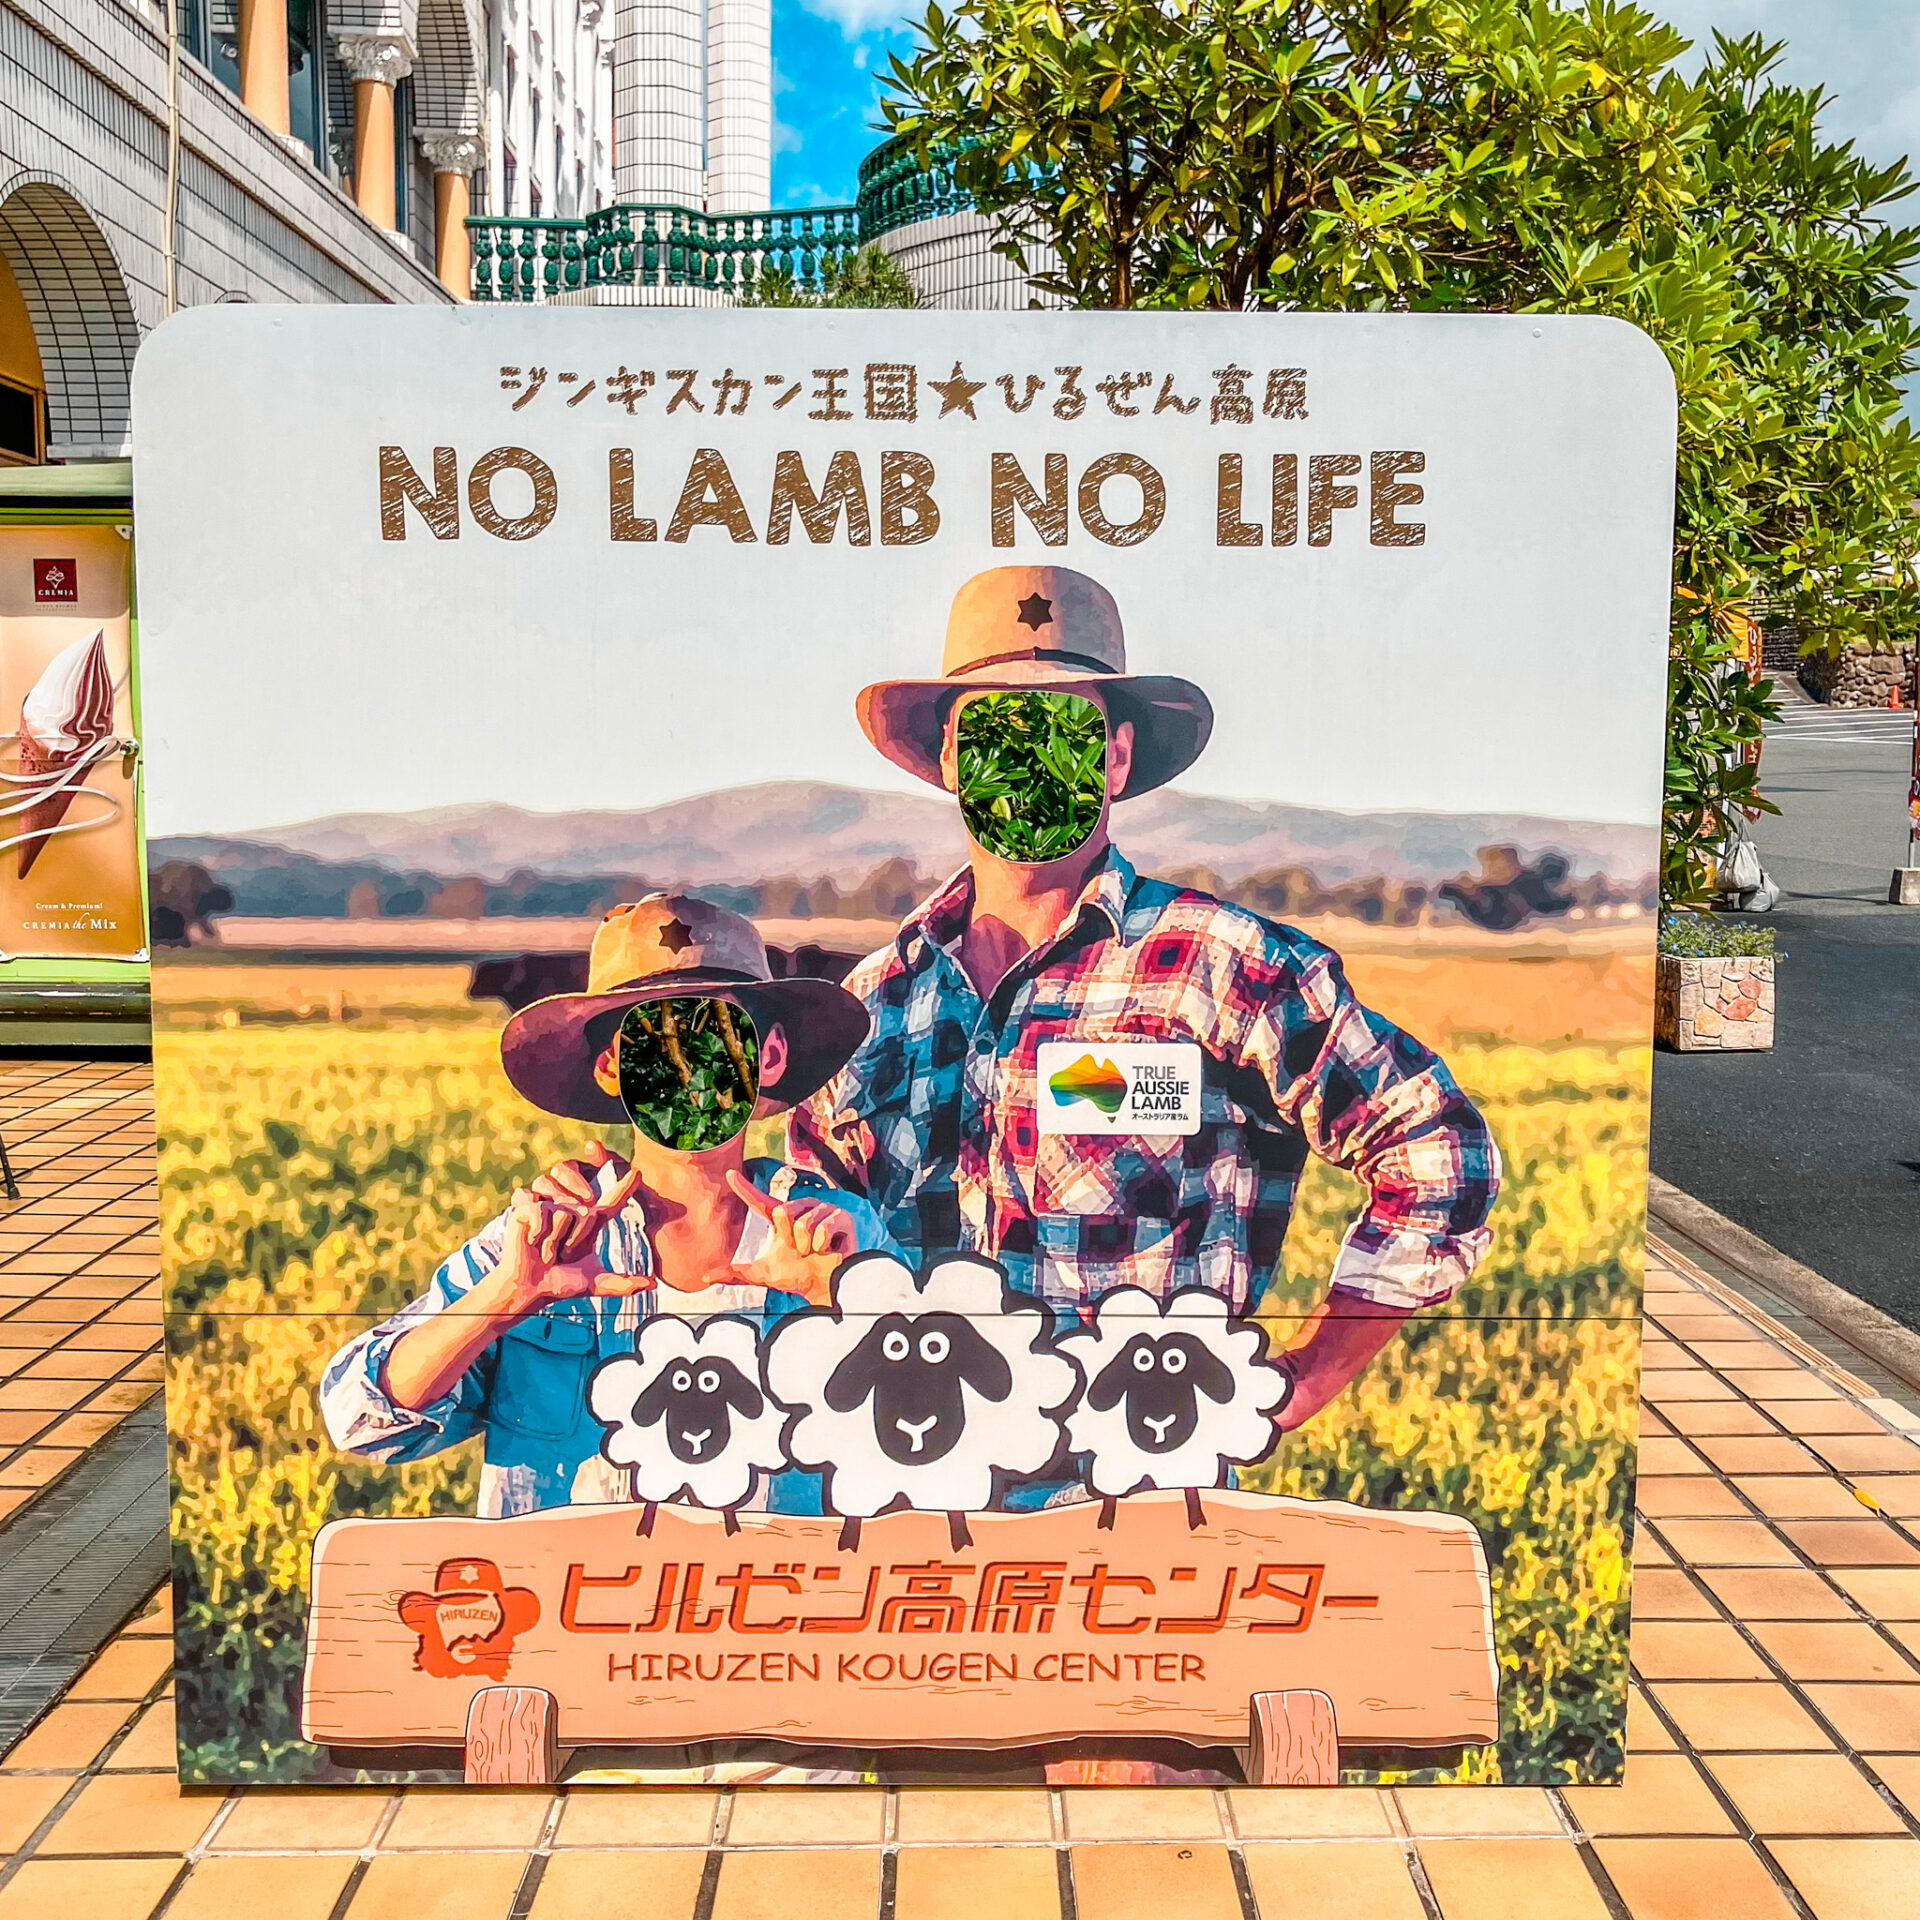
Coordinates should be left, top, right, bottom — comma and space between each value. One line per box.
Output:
587, 1314, 789, 1533
764, 1250, 1079, 1549
1058, 1286, 1292, 1528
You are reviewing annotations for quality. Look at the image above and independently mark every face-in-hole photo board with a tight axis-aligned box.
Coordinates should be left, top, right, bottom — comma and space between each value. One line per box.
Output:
135, 309, 1673, 1788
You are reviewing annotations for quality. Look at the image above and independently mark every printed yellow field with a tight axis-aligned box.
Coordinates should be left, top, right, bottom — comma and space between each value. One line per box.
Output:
157, 1015, 1644, 1786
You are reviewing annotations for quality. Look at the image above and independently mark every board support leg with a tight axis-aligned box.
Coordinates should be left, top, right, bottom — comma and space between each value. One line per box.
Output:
1246, 1688, 1338, 1786
464, 1684, 561, 1785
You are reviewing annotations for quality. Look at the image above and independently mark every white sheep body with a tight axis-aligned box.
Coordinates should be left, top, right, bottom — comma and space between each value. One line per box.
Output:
1058, 1286, 1290, 1498
587, 1314, 788, 1510
764, 1252, 1078, 1517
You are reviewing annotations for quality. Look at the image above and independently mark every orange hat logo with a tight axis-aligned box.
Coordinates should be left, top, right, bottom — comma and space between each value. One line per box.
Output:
396, 1557, 541, 1680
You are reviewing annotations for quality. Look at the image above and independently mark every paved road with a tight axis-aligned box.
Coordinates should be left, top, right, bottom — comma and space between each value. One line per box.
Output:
1649, 698, 1920, 1332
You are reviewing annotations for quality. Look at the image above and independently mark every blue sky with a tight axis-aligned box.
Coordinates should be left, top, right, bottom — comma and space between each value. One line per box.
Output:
771, 1, 1920, 213
770, 0, 916, 207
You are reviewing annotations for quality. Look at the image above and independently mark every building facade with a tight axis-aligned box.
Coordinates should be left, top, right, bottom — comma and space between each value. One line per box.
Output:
485, 0, 615, 225
610, 0, 767, 212
0, 0, 620, 466
857, 138, 1043, 311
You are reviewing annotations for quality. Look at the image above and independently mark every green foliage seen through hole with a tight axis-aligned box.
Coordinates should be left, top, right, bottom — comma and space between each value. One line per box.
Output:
617, 997, 758, 1151
956, 690, 1107, 863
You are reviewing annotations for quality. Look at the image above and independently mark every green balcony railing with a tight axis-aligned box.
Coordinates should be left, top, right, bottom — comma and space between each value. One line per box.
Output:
467, 138, 974, 303
467, 204, 865, 303
855, 133, 974, 241
468, 216, 594, 302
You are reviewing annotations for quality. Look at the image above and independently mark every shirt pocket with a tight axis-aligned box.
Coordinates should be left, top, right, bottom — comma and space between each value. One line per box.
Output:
1030, 1126, 1189, 1304
1023, 1014, 1204, 1300
1031, 1129, 1186, 1221
490, 1311, 598, 1442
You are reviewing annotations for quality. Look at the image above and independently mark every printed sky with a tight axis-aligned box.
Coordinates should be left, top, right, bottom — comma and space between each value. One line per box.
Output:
771, 1, 1920, 216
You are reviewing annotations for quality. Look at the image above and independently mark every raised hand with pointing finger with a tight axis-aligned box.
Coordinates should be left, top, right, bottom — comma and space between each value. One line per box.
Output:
495, 1143, 650, 1312
717, 1169, 859, 1307
321, 894, 899, 1522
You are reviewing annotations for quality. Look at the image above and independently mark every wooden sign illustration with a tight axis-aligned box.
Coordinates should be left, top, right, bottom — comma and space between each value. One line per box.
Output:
302, 1489, 1499, 1783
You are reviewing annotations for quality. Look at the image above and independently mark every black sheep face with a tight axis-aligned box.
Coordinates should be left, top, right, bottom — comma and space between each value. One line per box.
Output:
1087, 1331, 1233, 1453
824, 1310, 1012, 1465
634, 1356, 765, 1465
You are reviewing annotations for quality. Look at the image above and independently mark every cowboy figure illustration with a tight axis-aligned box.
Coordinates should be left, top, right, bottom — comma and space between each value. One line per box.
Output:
396, 1556, 541, 1681
788, 566, 1502, 1452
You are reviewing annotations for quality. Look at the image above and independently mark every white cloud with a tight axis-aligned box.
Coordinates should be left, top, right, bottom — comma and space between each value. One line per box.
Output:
789, 0, 916, 39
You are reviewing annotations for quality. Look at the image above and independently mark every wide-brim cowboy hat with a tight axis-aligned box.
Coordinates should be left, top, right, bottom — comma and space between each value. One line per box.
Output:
857, 566, 1213, 800
500, 893, 871, 1126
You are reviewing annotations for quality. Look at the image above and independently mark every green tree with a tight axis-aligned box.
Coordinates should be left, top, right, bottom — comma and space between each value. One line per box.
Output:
885, 2, 1920, 901
743, 241, 920, 307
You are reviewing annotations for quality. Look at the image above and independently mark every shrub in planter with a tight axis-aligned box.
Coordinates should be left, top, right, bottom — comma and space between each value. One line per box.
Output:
1655, 915, 1779, 1052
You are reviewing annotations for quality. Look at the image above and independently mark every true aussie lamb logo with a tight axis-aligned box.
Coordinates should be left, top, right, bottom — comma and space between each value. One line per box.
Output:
397, 1557, 540, 1679
1038, 1041, 1204, 1137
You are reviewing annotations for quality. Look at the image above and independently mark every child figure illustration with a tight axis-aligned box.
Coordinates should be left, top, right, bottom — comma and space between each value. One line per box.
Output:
321, 893, 893, 1517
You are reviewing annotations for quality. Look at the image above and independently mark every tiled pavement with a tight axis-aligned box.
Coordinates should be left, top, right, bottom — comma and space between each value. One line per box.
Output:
0, 1067, 1919, 1916
0, 1058, 162, 1522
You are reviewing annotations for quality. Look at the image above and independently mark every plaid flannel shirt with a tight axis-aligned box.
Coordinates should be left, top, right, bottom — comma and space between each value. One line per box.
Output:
788, 850, 1500, 1317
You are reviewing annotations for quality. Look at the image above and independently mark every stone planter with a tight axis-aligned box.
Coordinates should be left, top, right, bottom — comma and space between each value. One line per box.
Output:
1797, 639, 1916, 709
1655, 955, 1775, 1051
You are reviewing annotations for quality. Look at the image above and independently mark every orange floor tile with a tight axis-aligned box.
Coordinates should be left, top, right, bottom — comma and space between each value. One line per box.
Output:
0, 1063, 160, 1516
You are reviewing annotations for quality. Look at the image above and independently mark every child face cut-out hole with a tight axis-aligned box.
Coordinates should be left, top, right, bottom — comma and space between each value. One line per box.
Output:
616, 997, 760, 1152
953, 690, 1109, 865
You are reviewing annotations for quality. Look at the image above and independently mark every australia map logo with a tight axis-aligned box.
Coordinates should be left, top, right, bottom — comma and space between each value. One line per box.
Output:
1049, 1053, 1129, 1116
398, 1556, 541, 1679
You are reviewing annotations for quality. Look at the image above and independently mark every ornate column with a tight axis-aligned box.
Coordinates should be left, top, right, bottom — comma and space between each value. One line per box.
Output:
335, 32, 416, 230
417, 132, 485, 297
238, 0, 292, 136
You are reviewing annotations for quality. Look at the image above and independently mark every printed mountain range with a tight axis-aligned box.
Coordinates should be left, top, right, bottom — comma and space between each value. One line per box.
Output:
153, 780, 1655, 918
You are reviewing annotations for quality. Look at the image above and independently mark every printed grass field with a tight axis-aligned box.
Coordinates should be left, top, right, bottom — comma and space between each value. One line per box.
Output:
158, 989, 1645, 1786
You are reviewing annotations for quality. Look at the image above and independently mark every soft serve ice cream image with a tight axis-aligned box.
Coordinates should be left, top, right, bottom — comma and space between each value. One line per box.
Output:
8, 629, 120, 876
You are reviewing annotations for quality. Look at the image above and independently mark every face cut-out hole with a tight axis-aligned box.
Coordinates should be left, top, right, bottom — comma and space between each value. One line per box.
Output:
617, 997, 758, 1152
956, 690, 1107, 865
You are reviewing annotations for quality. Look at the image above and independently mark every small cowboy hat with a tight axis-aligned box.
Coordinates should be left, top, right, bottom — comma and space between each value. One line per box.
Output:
500, 893, 871, 1126
856, 566, 1213, 800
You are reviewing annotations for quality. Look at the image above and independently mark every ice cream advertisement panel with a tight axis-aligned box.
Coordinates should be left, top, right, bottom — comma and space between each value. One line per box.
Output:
0, 524, 141, 962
